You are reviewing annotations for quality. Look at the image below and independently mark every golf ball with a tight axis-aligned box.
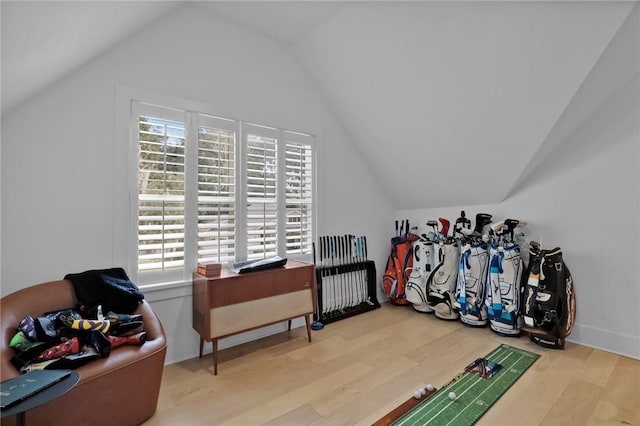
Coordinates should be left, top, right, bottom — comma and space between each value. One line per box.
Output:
414, 390, 422, 399
419, 388, 426, 396
426, 384, 434, 391
448, 391, 457, 401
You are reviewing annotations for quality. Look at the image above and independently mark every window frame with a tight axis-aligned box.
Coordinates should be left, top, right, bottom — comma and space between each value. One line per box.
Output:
128, 100, 316, 286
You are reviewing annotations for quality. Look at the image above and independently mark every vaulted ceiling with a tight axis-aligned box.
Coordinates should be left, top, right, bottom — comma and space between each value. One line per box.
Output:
2, 1, 637, 209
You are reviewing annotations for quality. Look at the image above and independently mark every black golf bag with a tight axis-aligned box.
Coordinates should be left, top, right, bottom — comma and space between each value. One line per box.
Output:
522, 242, 576, 349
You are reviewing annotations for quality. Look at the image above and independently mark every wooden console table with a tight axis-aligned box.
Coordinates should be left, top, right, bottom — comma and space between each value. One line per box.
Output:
192, 260, 316, 375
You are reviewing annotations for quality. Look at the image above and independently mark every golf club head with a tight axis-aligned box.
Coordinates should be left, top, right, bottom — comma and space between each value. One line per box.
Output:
504, 219, 527, 240
454, 211, 472, 237
473, 213, 493, 235
438, 218, 450, 237
504, 218, 527, 230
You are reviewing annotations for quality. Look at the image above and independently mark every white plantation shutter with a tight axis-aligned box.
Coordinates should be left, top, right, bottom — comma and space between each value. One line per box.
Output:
136, 108, 186, 272
244, 125, 279, 260
285, 133, 313, 255
131, 100, 315, 283
197, 115, 237, 264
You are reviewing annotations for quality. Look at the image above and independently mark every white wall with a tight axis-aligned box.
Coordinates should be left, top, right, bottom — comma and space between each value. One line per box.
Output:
1, 4, 393, 364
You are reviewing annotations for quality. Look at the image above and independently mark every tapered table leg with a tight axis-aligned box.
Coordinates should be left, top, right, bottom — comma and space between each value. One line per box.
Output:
305, 315, 312, 342
212, 339, 218, 375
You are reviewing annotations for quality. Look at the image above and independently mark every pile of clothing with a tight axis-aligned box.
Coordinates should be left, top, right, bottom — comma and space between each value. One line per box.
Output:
9, 268, 147, 373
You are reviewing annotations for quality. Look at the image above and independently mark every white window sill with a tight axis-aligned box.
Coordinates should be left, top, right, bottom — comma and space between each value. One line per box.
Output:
139, 279, 192, 303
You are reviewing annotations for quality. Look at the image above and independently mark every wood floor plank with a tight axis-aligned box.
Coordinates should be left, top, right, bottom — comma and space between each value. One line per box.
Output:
601, 355, 640, 411
263, 405, 323, 426
581, 347, 619, 387
218, 362, 374, 425
540, 379, 603, 424
309, 355, 417, 416
587, 399, 639, 426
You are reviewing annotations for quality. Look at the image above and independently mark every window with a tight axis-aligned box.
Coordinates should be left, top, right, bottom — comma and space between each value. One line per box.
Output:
130, 102, 315, 284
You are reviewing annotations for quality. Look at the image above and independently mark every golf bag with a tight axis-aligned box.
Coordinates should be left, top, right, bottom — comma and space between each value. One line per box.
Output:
405, 239, 438, 313
382, 234, 418, 305
455, 241, 490, 327
426, 242, 460, 320
485, 244, 526, 336
522, 242, 576, 349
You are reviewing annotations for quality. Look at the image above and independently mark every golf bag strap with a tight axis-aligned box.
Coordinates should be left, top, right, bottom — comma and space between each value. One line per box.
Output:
523, 251, 546, 327
458, 249, 469, 315
489, 248, 504, 315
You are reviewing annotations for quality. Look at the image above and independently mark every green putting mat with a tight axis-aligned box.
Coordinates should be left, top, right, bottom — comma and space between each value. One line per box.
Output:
393, 344, 540, 426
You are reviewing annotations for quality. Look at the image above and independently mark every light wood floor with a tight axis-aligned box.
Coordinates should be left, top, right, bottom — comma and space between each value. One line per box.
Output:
145, 303, 640, 426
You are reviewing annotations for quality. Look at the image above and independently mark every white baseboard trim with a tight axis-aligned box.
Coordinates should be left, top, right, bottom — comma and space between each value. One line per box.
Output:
568, 322, 640, 360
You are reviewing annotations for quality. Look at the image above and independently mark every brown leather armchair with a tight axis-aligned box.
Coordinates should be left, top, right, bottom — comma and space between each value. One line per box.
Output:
1, 279, 167, 426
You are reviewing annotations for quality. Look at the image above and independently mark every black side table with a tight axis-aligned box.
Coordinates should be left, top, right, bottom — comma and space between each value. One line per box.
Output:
1, 370, 80, 426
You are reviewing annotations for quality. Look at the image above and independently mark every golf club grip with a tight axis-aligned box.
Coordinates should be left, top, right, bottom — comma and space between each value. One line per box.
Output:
343, 235, 348, 263
363, 236, 368, 260
312, 241, 316, 265
323, 236, 328, 264
329, 235, 336, 264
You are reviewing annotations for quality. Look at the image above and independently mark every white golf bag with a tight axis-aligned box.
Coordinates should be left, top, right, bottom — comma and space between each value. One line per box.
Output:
405, 239, 437, 313
455, 241, 490, 327
426, 242, 460, 320
485, 244, 525, 336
